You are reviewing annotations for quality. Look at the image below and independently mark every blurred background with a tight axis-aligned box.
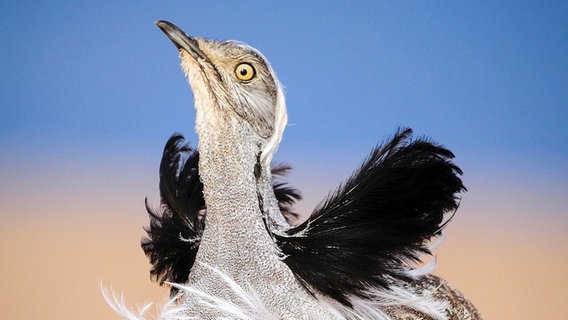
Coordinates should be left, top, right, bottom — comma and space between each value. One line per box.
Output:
1, 2, 566, 319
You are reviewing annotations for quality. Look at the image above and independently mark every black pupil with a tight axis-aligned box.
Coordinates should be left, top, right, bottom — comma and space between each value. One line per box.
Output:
240, 68, 248, 76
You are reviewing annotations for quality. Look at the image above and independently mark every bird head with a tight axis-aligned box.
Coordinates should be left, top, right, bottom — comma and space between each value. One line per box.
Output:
156, 20, 287, 167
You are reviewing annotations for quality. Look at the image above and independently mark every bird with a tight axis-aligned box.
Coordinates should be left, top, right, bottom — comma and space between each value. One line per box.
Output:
103, 20, 481, 320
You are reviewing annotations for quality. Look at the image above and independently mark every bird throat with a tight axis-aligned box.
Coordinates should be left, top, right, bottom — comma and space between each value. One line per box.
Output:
192, 105, 283, 275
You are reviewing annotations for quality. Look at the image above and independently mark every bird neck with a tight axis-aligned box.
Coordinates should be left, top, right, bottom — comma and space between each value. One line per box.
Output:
185, 111, 324, 319
194, 113, 282, 269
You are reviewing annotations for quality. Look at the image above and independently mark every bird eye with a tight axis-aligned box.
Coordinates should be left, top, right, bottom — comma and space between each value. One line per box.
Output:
235, 63, 256, 81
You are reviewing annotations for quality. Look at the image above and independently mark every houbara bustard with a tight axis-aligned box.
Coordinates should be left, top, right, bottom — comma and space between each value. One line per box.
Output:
103, 20, 481, 319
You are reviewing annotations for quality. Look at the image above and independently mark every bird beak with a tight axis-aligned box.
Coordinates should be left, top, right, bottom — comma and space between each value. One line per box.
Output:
155, 20, 209, 61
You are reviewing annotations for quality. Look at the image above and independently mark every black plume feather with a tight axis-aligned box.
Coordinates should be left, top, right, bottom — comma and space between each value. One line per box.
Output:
141, 135, 204, 292
275, 128, 466, 306
142, 135, 302, 294
271, 164, 303, 221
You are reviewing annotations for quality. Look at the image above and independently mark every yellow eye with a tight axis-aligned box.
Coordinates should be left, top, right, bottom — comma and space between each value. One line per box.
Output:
235, 63, 256, 81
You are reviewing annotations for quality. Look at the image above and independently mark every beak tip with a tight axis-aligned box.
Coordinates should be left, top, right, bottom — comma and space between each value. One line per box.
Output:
154, 20, 208, 61
155, 20, 171, 31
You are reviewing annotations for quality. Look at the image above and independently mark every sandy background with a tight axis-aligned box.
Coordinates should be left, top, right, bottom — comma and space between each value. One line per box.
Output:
1, 163, 566, 319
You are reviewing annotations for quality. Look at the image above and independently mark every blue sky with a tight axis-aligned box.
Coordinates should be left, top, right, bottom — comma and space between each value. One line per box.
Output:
1, 2, 567, 227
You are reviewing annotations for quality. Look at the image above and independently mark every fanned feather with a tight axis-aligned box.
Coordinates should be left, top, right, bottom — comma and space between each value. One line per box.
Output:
271, 164, 302, 221
142, 135, 302, 295
275, 128, 466, 306
142, 135, 204, 292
